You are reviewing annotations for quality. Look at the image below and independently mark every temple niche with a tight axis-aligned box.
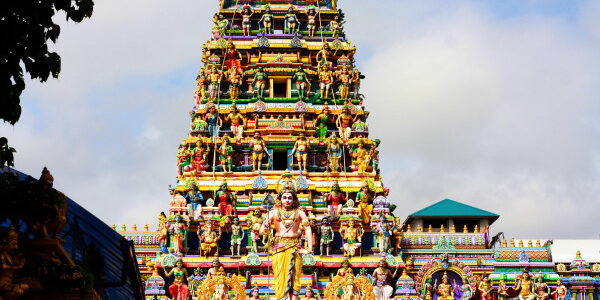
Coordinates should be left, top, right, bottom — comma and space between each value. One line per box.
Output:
114, 1, 600, 300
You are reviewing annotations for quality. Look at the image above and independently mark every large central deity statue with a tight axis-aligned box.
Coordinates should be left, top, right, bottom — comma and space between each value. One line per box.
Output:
260, 186, 312, 300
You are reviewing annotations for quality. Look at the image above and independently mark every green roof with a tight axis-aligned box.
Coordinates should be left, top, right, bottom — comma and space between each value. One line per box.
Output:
409, 199, 499, 218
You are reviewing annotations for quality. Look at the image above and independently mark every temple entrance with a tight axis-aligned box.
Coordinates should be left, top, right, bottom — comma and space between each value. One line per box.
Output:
272, 149, 288, 170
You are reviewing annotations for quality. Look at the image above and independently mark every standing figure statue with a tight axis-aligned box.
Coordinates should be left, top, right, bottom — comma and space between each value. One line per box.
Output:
329, 15, 346, 37
351, 139, 372, 173
246, 207, 264, 253
249, 132, 270, 171
284, 6, 300, 34
391, 216, 403, 255
177, 143, 193, 176
314, 103, 330, 144
166, 258, 189, 300
251, 67, 268, 99
158, 212, 169, 253
216, 181, 236, 216
535, 274, 550, 300
198, 220, 221, 257
351, 69, 362, 99
337, 66, 352, 99
289, 132, 311, 172
225, 41, 242, 71
0, 226, 29, 299
227, 64, 243, 100
206, 257, 226, 280
259, 6, 274, 34
459, 277, 474, 300
356, 181, 374, 224
185, 184, 204, 220
434, 272, 456, 300
324, 181, 345, 222
306, 6, 319, 37
319, 217, 334, 256
373, 187, 390, 215
498, 279, 509, 300
421, 277, 433, 300
193, 139, 209, 173
218, 133, 234, 172
214, 14, 229, 36
229, 216, 244, 256
550, 279, 567, 300
515, 269, 536, 300
207, 66, 223, 100
239, 5, 254, 36
225, 104, 246, 144
374, 215, 392, 254
327, 132, 343, 172
479, 276, 493, 300
336, 105, 354, 144
293, 66, 310, 100
372, 257, 400, 300
170, 215, 187, 256
259, 187, 312, 300
204, 103, 222, 143
195, 68, 207, 106
341, 218, 363, 257
318, 64, 333, 99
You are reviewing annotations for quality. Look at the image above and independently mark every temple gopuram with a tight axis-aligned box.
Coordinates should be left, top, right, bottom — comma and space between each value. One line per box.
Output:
115, 1, 600, 300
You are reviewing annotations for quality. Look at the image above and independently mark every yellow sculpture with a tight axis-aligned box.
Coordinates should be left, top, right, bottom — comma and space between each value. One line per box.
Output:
196, 274, 245, 300
325, 274, 375, 300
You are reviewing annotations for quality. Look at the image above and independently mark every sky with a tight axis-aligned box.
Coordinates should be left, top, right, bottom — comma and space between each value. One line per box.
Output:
2, 0, 600, 241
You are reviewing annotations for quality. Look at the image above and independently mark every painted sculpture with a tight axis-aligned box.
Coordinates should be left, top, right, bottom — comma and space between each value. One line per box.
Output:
289, 132, 310, 172
341, 218, 362, 257
245, 207, 264, 253
166, 258, 189, 300
225, 104, 245, 144
319, 217, 334, 256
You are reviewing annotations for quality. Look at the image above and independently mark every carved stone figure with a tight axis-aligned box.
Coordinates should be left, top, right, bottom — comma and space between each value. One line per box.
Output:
336, 105, 353, 144
535, 275, 549, 300
293, 66, 310, 100
185, 184, 204, 220
205, 103, 222, 143
214, 14, 229, 36
459, 277, 474, 300
225, 104, 246, 144
170, 214, 187, 256
246, 207, 264, 253
319, 217, 334, 256
227, 64, 243, 100
351, 139, 372, 174
337, 66, 352, 99
239, 5, 254, 36
284, 6, 300, 34
195, 68, 207, 105
372, 257, 397, 300
314, 103, 330, 144
251, 67, 268, 99
216, 181, 236, 216
330, 15, 346, 37
356, 181, 373, 224
374, 215, 392, 254
229, 217, 244, 256
259, 6, 274, 34
289, 132, 311, 172
550, 279, 567, 300
336, 257, 354, 278
249, 132, 270, 171
325, 181, 345, 222
207, 66, 223, 100
0, 226, 29, 300
206, 257, 226, 280
218, 134, 234, 172
318, 64, 334, 99
306, 6, 319, 37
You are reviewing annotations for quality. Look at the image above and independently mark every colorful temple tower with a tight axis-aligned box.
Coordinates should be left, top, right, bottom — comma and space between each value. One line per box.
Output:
116, 1, 600, 300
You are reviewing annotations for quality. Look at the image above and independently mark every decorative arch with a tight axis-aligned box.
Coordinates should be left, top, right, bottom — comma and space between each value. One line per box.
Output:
415, 254, 477, 292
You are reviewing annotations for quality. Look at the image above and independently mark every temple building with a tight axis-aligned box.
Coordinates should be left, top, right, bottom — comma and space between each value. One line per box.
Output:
113, 1, 600, 300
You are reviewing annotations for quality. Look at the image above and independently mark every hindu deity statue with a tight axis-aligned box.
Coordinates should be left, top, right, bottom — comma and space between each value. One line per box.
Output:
515, 269, 536, 300
225, 41, 242, 71
325, 181, 346, 222
258, 6, 274, 34
248, 285, 260, 300
188, 267, 204, 297
229, 216, 244, 256
306, 6, 318, 37
372, 257, 397, 300
329, 15, 346, 37
245, 207, 264, 253
374, 215, 392, 254
204, 102, 222, 143
352, 111, 368, 132
166, 258, 189, 300
289, 132, 311, 172
337, 66, 352, 99
195, 68, 207, 105
421, 277, 433, 300
227, 64, 243, 100
251, 67, 268, 100
351, 139, 372, 174
284, 6, 299, 34
435, 272, 456, 300
550, 279, 567, 300
207, 66, 223, 101
249, 132, 270, 171
341, 218, 362, 257
299, 207, 317, 253
214, 14, 229, 36
356, 181, 373, 224
498, 279, 509, 300
0, 226, 29, 300
293, 66, 310, 100
198, 220, 221, 257
318, 63, 333, 99
216, 181, 236, 216
304, 285, 317, 300
206, 257, 226, 280
341, 277, 361, 300
351, 69, 362, 100
316, 43, 332, 69
193, 139, 209, 173
170, 190, 187, 211
373, 187, 390, 215
535, 275, 549, 300
157, 212, 169, 253
479, 276, 493, 300
326, 132, 343, 173
225, 104, 246, 144
191, 111, 208, 131
212, 277, 232, 300
170, 214, 187, 256
336, 257, 354, 278
336, 105, 354, 144
218, 134, 234, 172
239, 5, 254, 36
391, 217, 403, 255
458, 277, 474, 300
185, 184, 204, 220
314, 103, 330, 144
177, 142, 193, 177
319, 217, 334, 256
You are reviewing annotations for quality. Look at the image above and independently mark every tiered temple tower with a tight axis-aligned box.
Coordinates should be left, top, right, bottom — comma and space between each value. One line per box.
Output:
116, 1, 600, 300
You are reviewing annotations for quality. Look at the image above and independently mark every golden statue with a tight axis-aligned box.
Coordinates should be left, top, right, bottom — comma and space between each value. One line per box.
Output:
197, 274, 245, 300
324, 273, 375, 300
0, 226, 29, 300
340, 218, 363, 257
435, 272, 456, 300
515, 269, 536, 300
356, 181, 374, 224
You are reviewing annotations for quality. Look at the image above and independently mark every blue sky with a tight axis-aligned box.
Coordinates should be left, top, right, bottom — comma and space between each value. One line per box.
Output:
2, 0, 600, 239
